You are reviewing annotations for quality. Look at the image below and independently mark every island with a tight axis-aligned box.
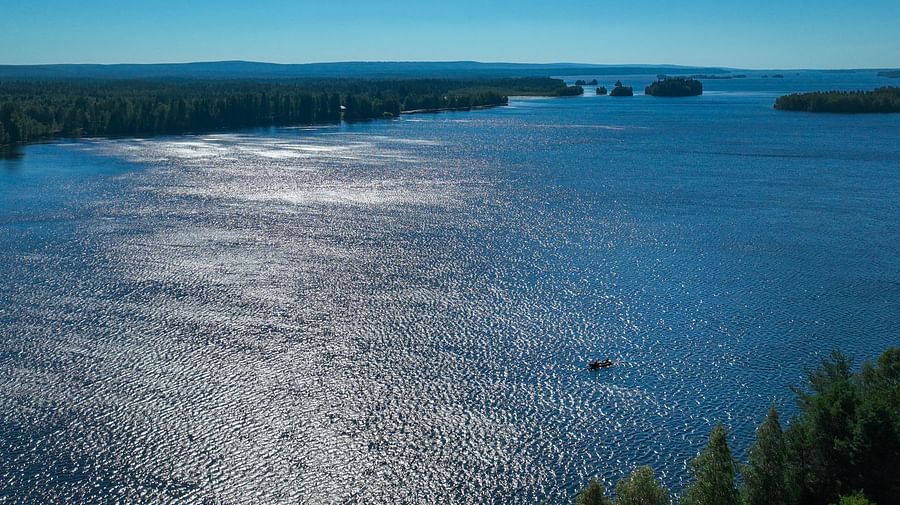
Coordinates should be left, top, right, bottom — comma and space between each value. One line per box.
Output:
692, 73, 746, 79
596, 86, 608, 95
879, 70, 900, 78
556, 85, 585, 96
774, 87, 900, 113
0, 77, 582, 147
659, 73, 746, 80
574, 79, 599, 86
645, 77, 703, 97
609, 80, 634, 97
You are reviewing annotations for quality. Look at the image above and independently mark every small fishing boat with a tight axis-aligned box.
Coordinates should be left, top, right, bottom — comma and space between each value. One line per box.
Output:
589, 359, 613, 370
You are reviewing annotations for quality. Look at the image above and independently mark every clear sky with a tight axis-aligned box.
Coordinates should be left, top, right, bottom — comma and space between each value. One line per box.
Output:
1, 0, 898, 69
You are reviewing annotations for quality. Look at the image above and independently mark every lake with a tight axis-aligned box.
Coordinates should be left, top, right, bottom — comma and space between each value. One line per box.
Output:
1, 72, 899, 503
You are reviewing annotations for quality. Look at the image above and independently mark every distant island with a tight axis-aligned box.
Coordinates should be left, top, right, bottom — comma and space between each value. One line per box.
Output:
0, 77, 581, 147
596, 87, 608, 95
645, 77, 703, 97
574, 79, 599, 86
557, 85, 586, 97
659, 73, 747, 80
879, 70, 900, 78
774, 87, 900, 113
609, 80, 634, 97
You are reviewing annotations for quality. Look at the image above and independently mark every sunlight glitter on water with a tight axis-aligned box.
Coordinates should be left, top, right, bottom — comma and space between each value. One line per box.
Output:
2, 78, 899, 503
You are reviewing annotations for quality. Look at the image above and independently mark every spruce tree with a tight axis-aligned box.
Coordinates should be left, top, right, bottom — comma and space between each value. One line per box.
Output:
681, 423, 739, 505
614, 466, 670, 505
576, 478, 611, 505
741, 407, 789, 505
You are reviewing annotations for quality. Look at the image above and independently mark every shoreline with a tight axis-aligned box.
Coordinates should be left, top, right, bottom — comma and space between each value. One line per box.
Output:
0, 101, 524, 151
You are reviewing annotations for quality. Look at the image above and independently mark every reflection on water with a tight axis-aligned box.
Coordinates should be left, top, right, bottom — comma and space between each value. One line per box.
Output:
1, 73, 899, 503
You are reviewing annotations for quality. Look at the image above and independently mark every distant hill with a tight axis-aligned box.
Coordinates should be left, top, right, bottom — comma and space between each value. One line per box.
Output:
0, 61, 731, 80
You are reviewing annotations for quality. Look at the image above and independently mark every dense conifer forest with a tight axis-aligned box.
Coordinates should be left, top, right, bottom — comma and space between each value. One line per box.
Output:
645, 77, 703, 97
774, 87, 900, 113
570, 346, 900, 505
609, 81, 634, 97
0, 77, 578, 146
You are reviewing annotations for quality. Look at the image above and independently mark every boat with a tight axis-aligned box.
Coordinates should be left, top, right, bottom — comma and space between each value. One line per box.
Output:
589, 359, 613, 370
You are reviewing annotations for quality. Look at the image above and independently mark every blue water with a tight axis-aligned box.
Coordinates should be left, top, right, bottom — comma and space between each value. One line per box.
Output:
1, 72, 899, 503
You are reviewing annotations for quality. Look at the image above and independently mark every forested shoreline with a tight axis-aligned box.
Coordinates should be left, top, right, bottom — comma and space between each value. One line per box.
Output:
0, 77, 580, 146
568, 346, 900, 505
774, 87, 900, 113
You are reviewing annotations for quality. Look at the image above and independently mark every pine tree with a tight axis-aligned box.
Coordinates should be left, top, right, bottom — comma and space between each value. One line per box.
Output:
576, 478, 611, 505
742, 407, 789, 505
681, 423, 739, 505
614, 466, 670, 505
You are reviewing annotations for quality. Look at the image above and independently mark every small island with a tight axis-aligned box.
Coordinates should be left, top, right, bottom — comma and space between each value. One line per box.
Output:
556, 85, 585, 96
609, 80, 634, 97
645, 77, 703, 97
659, 73, 746, 80
774, 87, 900, 113
596, 86, 608, 95
574, 79, 598, 86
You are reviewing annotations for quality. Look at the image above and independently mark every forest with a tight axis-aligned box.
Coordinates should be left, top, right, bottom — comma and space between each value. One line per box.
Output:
645, 78, 703, 97
570, 346, 900, 505
609, 81, 634, 97
774, 87, 900, 113
0, 77, 579, 146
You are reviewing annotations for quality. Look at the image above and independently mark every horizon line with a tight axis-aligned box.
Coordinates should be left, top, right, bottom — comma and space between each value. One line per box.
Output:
2, 59, 898, 72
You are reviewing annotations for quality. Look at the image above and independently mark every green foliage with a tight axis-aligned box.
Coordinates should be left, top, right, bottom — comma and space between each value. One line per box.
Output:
557, 85, 585, 97
784, 348, 900, 505
609, 81, 634, 97
576, 478, 612, 505
774, 87, 900, 113
741, 407, 790, 505
596, 87, 608, 95
0, 77, 573, 146
831, 491, 876, 505
644, 78, 703, 97
681, 423, 739, 505
614, 466, 670, 505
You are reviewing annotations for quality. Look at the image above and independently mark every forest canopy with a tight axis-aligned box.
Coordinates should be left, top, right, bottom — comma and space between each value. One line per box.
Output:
774, 87, 900, 113
0, 77, 577, 146
645, 77, 703, 97
609, 80, 634, 97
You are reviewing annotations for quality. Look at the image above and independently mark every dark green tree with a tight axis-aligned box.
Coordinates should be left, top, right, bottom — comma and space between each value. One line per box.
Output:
786, 351, 859, 505
741, 407, 790, 505
681, 423, 739, 505
576, 478, 612, 505
614, 466, 670, 505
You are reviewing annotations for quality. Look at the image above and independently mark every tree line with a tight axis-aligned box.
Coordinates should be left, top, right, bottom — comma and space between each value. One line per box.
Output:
570, 346, 900, 505
774, 87, 900, 113
0, 77, 580, 146
645, 78, 703, 97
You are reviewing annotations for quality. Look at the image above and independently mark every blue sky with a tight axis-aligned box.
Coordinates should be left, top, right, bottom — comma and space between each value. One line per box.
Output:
1, 0, 898, 68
